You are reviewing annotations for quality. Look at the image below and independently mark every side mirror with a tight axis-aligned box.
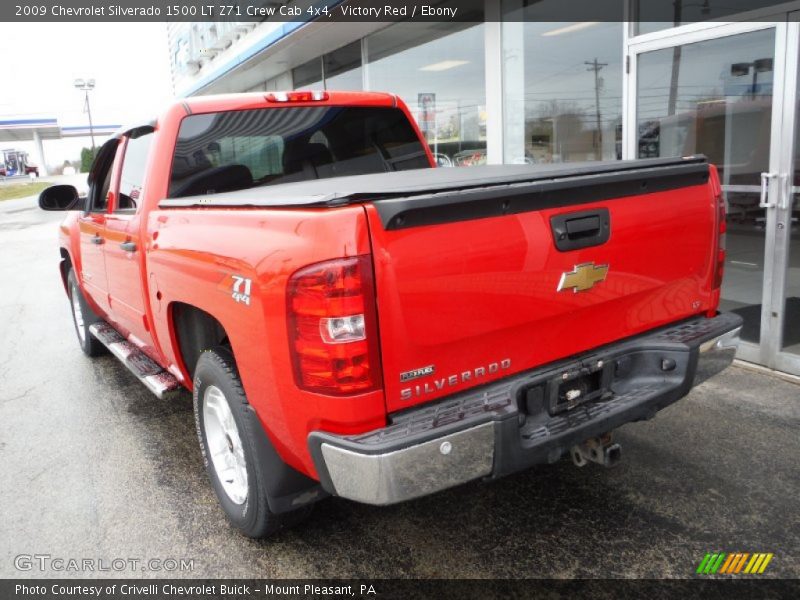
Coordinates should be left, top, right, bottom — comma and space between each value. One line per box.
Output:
39, 185, 80, 211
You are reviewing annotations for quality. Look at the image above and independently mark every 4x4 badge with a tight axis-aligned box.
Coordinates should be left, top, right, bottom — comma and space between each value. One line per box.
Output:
217, 274, 252, 305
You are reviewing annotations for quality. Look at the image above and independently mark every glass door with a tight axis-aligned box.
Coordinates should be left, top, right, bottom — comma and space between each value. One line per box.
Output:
772, 16, 800, 375
628, 22, 781, 367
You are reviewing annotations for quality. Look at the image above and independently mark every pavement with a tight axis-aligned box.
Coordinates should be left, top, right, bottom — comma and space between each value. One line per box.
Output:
0, 185, 798, 579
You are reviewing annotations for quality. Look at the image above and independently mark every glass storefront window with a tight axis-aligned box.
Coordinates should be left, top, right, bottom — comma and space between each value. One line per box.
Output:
501, 8, 622, 164
634, 0, 777, 36
293, 43, 362, 91
636, 30, 774, 181
292, 58, 323, 89
324, 41, 363, 91
365, 17, 486, 166
781, 39, 800, 357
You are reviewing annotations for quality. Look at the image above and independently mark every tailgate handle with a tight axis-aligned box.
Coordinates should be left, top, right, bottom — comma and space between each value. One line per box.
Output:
566, 215, 601, 238
550, 209, 610, 252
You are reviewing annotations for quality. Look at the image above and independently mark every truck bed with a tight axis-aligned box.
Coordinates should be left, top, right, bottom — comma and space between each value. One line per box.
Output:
158, 154, 717, 413
159, 155, 710, 224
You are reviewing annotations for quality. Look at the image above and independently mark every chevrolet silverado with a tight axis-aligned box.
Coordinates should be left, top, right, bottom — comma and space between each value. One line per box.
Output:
38, 91, 742, 537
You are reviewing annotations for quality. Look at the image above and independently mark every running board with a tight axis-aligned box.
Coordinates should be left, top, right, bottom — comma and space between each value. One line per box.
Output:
89, 322, 182, 400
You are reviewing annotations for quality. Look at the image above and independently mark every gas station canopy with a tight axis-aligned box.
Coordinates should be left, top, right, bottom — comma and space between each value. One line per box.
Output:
0, 117, 119, 142
0, 117, 120, 176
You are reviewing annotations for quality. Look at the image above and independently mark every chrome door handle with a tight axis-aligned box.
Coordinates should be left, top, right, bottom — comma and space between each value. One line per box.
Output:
759, 172, 777, 208
779, 174, 792, 211
120, 241, 137, 252
91, 235, 104, 245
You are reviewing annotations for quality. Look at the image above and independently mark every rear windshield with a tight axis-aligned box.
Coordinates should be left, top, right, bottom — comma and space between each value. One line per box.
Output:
168, 106, 431, 198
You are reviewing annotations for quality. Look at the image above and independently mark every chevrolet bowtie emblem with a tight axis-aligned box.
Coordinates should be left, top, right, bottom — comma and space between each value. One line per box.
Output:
557, 262, 609, 293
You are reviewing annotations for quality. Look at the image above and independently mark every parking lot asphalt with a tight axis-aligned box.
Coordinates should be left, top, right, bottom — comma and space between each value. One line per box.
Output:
1, 190, 799, 579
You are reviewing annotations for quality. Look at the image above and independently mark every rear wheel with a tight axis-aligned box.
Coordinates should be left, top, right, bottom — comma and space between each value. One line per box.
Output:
193, 346, 311, 538
67, 268, 105, 357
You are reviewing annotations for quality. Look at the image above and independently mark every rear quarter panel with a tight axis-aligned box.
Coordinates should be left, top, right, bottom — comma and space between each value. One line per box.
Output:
146, 206, 385, 476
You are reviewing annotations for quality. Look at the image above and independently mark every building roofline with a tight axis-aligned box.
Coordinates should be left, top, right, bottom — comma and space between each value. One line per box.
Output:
179, 20, 309, 98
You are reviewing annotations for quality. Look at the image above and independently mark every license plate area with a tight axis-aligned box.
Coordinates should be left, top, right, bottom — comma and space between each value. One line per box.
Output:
554, 369, 608, 413
520, 361, 614, 417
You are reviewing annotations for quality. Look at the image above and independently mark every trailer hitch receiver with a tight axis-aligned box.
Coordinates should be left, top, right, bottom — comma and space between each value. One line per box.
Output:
570, 433, 621, 468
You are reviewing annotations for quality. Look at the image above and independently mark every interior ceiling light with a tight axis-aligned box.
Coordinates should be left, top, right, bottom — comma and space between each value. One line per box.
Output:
541, 22, 599, 37
420, 60, 469, 72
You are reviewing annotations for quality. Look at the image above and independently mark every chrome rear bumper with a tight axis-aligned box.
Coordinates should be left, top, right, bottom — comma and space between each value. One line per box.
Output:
309, 313, 742, 505
319, 424, 494, 505
695, 325, 742, 385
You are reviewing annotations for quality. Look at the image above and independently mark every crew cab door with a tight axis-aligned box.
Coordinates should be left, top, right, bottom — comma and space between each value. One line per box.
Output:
104, 131, 155, 350
77, 138, 121, 315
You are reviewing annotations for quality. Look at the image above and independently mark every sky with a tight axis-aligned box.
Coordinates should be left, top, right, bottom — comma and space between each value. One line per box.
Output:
0, 22, 174, 167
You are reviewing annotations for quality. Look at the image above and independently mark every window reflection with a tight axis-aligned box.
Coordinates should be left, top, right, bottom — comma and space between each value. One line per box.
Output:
292, 58, 323, 89
366, 18, 486, 166
324, 41, 363, 91
501, 9, 622, 164
634, 0, 775, 36
637, 31, 774, 188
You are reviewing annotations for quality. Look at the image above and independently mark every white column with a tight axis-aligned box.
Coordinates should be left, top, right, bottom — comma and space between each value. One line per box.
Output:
484, 0, 504, 164
32, 129, 48, 176
489, 0, 525, 164
502, 14, 525, 163
622, 25, 637, 161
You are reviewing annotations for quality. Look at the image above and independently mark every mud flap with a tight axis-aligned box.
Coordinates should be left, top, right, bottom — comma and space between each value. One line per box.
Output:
241, 405, 328, 514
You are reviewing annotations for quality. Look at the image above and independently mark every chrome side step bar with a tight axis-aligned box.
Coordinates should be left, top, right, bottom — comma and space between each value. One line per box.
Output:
89, 322, 182, 400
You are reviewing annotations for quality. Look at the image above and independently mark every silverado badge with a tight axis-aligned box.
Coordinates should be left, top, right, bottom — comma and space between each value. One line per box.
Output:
557, 262, 609, 293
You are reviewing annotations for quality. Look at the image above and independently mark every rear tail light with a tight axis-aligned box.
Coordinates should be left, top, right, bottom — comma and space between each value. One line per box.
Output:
710, 166, 726, 290
287, 256, 382, 395
713, 201, 727, 289
266, 91, 329, 103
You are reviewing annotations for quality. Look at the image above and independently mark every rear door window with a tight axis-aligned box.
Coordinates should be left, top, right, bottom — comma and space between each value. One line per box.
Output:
168, 106, 430, 198
86, 138, 120, 212
116, 132, 154, 212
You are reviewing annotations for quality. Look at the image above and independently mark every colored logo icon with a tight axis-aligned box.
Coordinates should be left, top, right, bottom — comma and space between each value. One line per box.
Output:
696, 552, 774, 575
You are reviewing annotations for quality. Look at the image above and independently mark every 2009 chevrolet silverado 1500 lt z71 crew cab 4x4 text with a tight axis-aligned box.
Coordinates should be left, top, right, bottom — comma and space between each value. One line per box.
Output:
39, 91, 742, 538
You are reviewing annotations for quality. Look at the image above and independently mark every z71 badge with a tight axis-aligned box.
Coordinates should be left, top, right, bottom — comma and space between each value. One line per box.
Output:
218, 274, 252, 306
231, 275, 252, 305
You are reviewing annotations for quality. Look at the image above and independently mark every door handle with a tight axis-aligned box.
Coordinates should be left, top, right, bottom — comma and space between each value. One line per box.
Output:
759, 172, 777, 208
778, 173, 791, 210
120, 241, 137, 252
91, 235, 104, 245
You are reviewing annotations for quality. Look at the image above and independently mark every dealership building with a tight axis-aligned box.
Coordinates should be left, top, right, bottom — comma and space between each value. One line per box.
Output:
167, 1, 800, 377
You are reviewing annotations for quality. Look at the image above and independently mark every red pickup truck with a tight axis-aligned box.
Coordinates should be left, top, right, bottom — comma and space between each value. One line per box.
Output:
39, 91, 742, 538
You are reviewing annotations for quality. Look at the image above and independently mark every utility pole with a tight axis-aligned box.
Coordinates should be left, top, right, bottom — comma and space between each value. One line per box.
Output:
74, 78, 96, 155
84, 92, 96, 154
667, 0, 683, 116
585, 58, 607, 160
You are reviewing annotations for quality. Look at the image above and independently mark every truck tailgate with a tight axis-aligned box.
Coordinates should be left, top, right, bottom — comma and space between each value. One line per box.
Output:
364, 157, 718, 413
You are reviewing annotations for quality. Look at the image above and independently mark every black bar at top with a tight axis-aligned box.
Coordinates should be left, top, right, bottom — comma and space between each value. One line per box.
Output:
1, 0, 789, 23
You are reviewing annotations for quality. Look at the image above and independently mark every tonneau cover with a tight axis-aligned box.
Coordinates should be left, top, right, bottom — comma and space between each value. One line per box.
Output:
158, 155, 708, 211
